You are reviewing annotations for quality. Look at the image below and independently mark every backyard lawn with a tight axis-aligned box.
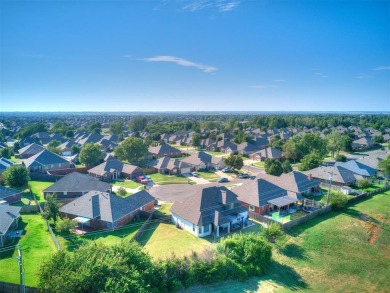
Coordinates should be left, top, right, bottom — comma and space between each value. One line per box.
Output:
188, 190, 390, 292
112, 179, 142, 189
10, 155, 22, 163
0, 213, 56, 287
57, 218, 146, 252
29, 180, 53, 202
197, 171, 220, 182
149, 173, 195, 185
252, 161, 265, 168
154, 202, 173, 216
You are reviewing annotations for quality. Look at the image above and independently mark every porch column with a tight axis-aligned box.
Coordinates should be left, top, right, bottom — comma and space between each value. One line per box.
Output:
216, 225, 219, 237
227, 223, 230, 233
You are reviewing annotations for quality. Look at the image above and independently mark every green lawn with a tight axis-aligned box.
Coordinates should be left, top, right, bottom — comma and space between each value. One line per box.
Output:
190, 190, 390, 292
252, 161, 265, 168
154, 202, 173, 217
207, 151, 225, 156
197, 171, 220, 182
112, 179, 142, 189
356, 183, 385, 192
10, 155, 22, 163
140, 223, 213, 259
0, 213, 56, 287
58, 218, 146, 252
149, 173, 196, 185
10, 191, 36, 206
29, 180, 53, 202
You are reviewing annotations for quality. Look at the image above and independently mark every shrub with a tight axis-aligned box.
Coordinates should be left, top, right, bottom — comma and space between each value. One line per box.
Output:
56, 218, 77, 234
262, 222, 284, 240
356, 178, 371, 189
329, 191, 348, 210
117, 187, 127, 197
335, 154, 347, 162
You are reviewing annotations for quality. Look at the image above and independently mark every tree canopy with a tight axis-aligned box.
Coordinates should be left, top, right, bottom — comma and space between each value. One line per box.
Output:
264, 159, 283, 176
3, 165, 30, 189
114, 137, 148, 163
224, 154, 244, 170
79, 143, 102, 166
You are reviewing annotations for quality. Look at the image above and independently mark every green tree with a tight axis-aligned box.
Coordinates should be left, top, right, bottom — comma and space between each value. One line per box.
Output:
283, 136, 302, 162
269, 135, 285, 150
42, 193, 61, 224
374, 135, 384, 144
281, 160, 293, 173
378, 155, 390, 178
109, 120, 124, 136
356, 178, 371, 189
224, 154, 244, 170
192, 133, 201, 148
56, 218, 76, 234
114, 137, 148, 163
335, 154, 347, 162
71, 144, 80, 154
87, 122, 102, 134
298, 152, 322, 171
47, 140, 61, 154
117, 187, 127, 197
264, 159, 283, 176
129, 117, 148, 132
326, 130, 348, 158
0, 147, 11, 159
3, 165, 30, 188
79, 143, 102, 166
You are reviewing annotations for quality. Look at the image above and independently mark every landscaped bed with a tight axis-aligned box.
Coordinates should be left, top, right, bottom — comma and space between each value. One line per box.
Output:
0, 213, 56, 287
149, 173, 196, 185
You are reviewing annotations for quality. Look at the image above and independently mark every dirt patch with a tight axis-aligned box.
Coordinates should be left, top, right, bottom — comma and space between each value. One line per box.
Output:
367, 224, 380, 244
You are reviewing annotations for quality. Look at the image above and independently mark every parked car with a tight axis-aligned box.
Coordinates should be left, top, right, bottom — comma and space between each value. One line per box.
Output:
191, 172, 199, 177
136, 176, 148, 184
144, 175, 152, 181
217, 177, 229, 183
238, 173, 249, 179
222, 168, 233, 173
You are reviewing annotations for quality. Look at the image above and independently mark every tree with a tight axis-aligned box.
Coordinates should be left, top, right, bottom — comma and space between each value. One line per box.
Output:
335, 154, 347, 162
3, 165, 30, 188
326, 130, 348, 158
283, 136, 302, 162
117, 187, 127, 197
56, 218, 77, 234
378, 155, 390, 178
71, 144, 80, 154
42, 193, 61, 224
109, 120, 124, 136
114, 137, 148, 163
129, 117, 148, 132
374, 135, 384, 144
298, 152, 322, 171
79, 143, 102, 166
0, 147, 11, 159
269, 135, 285, 150
281, 160, 292, 173
264, 159, 283, 176
192, 133, 201, 148
87, 122, 102, 134
224, 154, 244, 170
47, 140, 61, 154
329, 191, 348, 210
356, 178, 371, 189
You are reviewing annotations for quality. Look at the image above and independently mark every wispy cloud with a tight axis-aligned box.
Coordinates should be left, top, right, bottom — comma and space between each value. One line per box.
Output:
249, 84, 279, 89
19, 52, 44, 58
373, 66, 390, 71
315, 72, 328, 78
355, 74, 372, 79
140, 55, 217, 73
181, 0, 240, 12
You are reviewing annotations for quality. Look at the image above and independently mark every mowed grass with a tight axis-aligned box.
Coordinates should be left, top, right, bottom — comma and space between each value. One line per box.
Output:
0, 213, 56, 287
149, 173, 195, 185
57, 218, 146, 252
29, 180, 53, 202
112, 179, 142, 189
252, 161, 265, 168
140, 223, 213, 259
188, 191, 390, 292
197, 171, 220, 182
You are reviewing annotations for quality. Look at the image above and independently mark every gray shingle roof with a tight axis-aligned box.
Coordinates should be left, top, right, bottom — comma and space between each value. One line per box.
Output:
0, 186, 21, 200
23, 149, 69, 168
149, 144, 182, 156
152, 156, 191, 170
60, 190, 155, 223
181, 151, 222, 166
334, 160, 376, 177
88, 159, 141, 177
305, 166, 359, 185
18, 143, 44, 156
0, 205, 21, 235
43, 172, 112, 193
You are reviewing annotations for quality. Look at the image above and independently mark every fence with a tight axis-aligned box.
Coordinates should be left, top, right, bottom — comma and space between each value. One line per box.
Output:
282, 206, 332, 230
20, 205, 40, 213
131, 211, 155, 243
0, 281, 38, 293
347, 186, 390, 204
248, 211, 278, 225
29, 173, 63, 182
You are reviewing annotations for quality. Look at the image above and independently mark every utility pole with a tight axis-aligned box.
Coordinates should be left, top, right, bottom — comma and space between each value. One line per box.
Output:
326, 171, 334, 206
16, 245, 25, 293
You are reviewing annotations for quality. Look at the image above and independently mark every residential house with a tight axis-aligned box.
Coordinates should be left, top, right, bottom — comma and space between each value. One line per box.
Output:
43, 172, 112, 199
181, 151, 225, 171
334, 160, 377, 177
59, 140, 79, 156
60, 190, 155, 229
88, 159, 144, 180
18, 143, 45, 159
305, 165, 362, 186
0, 186, 21, 204
148, 144, 182, 158
23, 150, 72, 173
0, 205, 21, 247
0, 157, 14, 176
234, 142, 261, 156
199, 138, 215, 149
352, 136, 377, 151
249, 147, 283, 161
150, 156, 192, 175
170, 186, 248, 238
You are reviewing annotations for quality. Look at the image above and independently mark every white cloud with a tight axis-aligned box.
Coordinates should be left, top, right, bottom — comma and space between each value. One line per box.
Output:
355, 74, 372, 79
373, 66, 390, 71
181, 0, 240, 12
141, 55, 217, 73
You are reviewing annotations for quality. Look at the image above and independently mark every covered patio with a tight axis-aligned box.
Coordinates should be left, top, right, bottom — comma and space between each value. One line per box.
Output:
267, 195, 303, 216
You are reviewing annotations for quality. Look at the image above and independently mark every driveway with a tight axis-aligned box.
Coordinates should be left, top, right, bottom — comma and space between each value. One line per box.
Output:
242, 165, 264, 176
112, 185, 144, 194
182, 173, 210, 184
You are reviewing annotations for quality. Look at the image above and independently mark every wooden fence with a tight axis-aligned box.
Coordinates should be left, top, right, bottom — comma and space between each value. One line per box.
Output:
131, 211, 155, 243
248, 211, 278, 225
0, 281, 38, 293
282, 206, 332, 230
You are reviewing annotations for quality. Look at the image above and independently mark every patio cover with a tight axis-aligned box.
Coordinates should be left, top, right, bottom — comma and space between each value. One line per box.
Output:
74, 216, 91, 224
268, 196, 298, 207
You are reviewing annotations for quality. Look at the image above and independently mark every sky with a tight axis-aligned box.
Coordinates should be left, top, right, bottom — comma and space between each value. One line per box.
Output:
0, 0, 389, 112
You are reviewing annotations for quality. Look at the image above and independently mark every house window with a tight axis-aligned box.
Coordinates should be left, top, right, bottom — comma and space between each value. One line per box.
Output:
63, 192, 67, 196
204, 225, 210, 233
193, 224, 195, 232
249, 205, 255, 211
199, 227, 202, 234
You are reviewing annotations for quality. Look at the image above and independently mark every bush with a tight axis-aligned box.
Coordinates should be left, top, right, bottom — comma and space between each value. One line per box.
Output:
56, 218, 77, 234
356, 178, 371, 189
335, 154, 347, 162
117, 187, 127, 197
262, 222, 284, 240
329, 191, 348, 210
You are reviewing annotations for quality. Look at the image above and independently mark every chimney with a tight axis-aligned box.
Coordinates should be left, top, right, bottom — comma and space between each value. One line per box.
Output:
307, 173, 312, 180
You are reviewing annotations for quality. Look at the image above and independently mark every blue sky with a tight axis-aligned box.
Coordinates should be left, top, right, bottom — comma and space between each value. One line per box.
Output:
1, 0, 389, 112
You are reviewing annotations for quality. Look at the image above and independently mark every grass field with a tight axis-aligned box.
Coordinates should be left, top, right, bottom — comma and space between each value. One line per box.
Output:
149, 173, 195, 185
57, 218, 146, 252
112, 179, 142, 189
0, 214, 56, 287
252, 161, 265, 168
188, 190, 390, 292
197, 171, 220, 182
154, 202, 173, 216
207, 151, 225, 156
29, 180, 53, 202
